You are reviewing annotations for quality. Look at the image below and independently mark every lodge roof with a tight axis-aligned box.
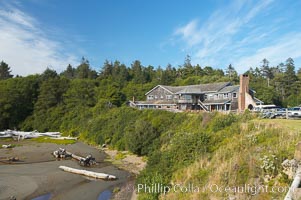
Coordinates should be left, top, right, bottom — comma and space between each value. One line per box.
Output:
218, 85, 239, 93
146, 82, 232, 95
175, 82, 231, 94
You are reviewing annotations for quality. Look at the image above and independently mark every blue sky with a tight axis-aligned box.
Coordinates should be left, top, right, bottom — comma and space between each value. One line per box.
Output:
0, 0, 300, 76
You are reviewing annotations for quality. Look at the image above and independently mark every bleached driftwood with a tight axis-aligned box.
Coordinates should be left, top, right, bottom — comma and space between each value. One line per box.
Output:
53, 149, 96, 166
284, 165, 301, 200
66, 151, 84, 160
2, 144, 12, 148
66, 151, 96, 166
53, 148, 72, 158
59, 166, 116, 180
0, 130, 62, 140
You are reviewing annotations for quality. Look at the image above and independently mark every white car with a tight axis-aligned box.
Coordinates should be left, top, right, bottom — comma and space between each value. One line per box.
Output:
288, 107, 301, 118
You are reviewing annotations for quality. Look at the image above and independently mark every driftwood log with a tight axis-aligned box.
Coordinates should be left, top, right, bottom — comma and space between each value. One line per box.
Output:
284, 141, 301, 200
53, 149, 96, 166
66, 151, 96, 166
59, 166, 116, 180
2, 144, 12, 148
284, 165, 301, 200
53, 148, 72, 158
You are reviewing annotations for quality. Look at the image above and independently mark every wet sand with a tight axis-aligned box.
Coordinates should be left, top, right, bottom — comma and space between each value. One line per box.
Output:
0, 140, 133, 200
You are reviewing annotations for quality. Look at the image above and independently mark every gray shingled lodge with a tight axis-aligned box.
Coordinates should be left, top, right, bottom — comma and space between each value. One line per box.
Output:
129, 75, 263, 112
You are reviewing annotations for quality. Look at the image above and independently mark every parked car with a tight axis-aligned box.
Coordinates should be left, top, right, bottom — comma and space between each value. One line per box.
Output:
274, 108, 287, 118
288, 107, 301, 118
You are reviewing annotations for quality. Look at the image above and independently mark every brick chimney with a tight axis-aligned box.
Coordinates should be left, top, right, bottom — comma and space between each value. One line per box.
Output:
238, 74, 249, 111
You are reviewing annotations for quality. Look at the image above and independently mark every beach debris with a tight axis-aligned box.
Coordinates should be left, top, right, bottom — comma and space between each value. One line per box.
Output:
70, 152, 96, 166
59, 165, 116, 180
9, 196, 16, 200
0, 157, 20, 163
8, 157, 19, 162
2, 144, 12, 148
284, 165, 301, 200
53, 148, 96, 166
0, 129, 61, 140
79, 154, 96, 167
53, 148, 72, 158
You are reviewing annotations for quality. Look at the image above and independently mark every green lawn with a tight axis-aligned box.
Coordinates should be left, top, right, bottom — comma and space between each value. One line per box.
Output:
259, 118, 301, 132
31, 137, 77, 145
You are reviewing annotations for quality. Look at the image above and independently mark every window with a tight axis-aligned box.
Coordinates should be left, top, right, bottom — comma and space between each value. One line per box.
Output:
148, 95, 154, 100
181, 95, 192, 100
166, 95, 172, 100
233, 93, 237, 98
155, 95, 158, 99
161, 95, 164, 99
223, 93, 228, 98
214, 94, 218, 100
204, 95, 208, 100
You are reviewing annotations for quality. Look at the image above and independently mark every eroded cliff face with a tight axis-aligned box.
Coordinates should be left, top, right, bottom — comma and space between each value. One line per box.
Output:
141, 119, 301, 200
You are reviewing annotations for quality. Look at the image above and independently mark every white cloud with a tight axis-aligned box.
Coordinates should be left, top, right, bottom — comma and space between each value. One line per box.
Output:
235, 33, 301, 69
175, 19, 200, 47
171, 0, 301, 72
0, 3, 78, 76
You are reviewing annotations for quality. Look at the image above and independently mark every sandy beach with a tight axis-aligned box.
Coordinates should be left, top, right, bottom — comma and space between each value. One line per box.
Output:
0, 140, 133, 200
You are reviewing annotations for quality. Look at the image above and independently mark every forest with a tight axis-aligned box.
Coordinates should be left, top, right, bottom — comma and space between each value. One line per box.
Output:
0, 56, 300, 131
0, 56, 300, 199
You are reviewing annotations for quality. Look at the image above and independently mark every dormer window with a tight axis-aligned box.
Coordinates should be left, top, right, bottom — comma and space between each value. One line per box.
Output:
166, 95, 172, 100
148, 95, 154, 100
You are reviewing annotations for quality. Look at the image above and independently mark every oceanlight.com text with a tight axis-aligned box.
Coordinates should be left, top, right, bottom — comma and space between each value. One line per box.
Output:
136, 183, 291, 195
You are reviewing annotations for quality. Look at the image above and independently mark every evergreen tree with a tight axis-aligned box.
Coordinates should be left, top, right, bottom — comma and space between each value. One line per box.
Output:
76, 57, 96, 79
100, 60, 113, 78
225, 64, 237, 81
0, 61, 13, 80
283, 57, 298, 97
161, 64, 175, 85
183, 55, 193, 78
41, 68, 58, 80
260, 58, 273, 86
284, 58, 297, 80
131, 60, 146, 84
61, 64, 75, 79
194, 64, 203, 76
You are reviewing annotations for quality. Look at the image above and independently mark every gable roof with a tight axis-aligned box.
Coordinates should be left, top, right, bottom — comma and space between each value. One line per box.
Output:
145, 85, 174, 95
160, 85, 187, 94
145, 82, 232, 95
175, 82, 231, 94
218, 85, 239, 93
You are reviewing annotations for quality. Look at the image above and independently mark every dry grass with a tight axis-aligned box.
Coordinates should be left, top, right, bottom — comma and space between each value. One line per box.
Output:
162, 118, 301, 200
